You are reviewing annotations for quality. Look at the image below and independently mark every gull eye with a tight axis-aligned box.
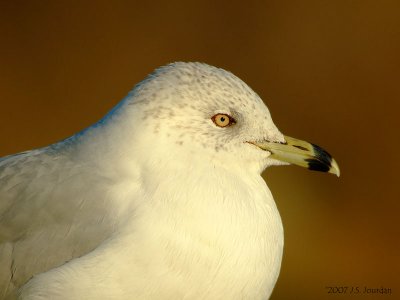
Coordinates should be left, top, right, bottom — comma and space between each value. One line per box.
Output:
211, 113, 236, 128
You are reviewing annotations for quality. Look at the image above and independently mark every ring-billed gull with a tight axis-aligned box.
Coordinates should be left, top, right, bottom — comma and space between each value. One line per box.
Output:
0, 62, 339, 299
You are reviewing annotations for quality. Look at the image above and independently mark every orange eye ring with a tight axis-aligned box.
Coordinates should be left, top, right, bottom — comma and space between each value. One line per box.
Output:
211, 113, 236, 127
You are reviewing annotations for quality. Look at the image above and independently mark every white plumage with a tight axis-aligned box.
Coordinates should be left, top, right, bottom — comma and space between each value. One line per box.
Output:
0, 62, 338, 299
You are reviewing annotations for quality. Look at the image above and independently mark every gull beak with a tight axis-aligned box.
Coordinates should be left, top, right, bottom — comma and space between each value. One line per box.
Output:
250, 135, 340, 177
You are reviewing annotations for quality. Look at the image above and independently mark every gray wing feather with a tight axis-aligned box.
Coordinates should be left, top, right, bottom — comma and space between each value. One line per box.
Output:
0, 148, 115, 298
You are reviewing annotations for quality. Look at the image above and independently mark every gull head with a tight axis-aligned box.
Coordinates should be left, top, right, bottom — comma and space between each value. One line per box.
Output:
105, 62, 339, 176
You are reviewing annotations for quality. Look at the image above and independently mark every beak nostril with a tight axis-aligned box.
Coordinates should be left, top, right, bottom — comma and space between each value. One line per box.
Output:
293, 145, 307, 151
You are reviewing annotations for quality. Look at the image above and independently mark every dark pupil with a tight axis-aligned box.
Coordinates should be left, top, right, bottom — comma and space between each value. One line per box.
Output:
220, 117, 226, 122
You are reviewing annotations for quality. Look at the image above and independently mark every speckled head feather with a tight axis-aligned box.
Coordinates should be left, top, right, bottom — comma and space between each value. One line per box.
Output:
95, 62, 286, 174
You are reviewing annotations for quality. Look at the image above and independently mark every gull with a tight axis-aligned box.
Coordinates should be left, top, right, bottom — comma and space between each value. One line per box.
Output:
0, 62, 339, 300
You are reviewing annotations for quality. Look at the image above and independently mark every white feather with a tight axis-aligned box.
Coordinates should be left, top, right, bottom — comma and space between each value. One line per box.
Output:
1, 62, 285, 299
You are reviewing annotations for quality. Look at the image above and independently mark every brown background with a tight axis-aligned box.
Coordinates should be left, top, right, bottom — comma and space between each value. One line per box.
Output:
0, 1, 399, 299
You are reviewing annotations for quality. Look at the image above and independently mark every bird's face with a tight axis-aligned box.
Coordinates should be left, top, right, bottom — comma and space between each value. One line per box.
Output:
125, 62, 339, 176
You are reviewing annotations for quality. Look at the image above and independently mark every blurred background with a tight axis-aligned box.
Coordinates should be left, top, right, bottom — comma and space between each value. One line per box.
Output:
0, 1, 398, 299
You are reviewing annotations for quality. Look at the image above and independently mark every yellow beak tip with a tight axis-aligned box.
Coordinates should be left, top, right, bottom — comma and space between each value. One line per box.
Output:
330, 159, 340, 177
